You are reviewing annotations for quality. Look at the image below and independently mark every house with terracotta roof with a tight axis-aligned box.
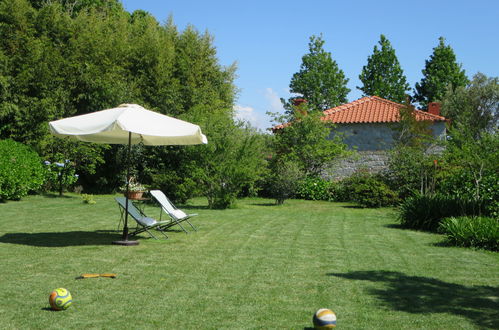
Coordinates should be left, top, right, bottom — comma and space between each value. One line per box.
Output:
323, 96, 446, 151
275, 96, 447, 178
322, 96, 447, 178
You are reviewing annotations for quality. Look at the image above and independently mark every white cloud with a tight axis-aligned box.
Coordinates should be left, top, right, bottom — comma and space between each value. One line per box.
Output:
234, 104, 259, 128
264, 87, 285, 113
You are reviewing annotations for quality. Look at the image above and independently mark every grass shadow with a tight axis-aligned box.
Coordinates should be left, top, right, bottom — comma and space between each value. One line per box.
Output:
340, 205, 363, 209
179, 205, 210, 210
40, 193, 75, 199
383, 223, 405, 229
0, 231, 123, 247
41, 307, 57, 312
250, 203, 277, 207
328, 270, 499, 329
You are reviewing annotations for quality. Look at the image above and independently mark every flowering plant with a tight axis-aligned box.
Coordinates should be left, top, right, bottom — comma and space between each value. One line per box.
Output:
44, 159, 78, 196
121, 176, 146, 192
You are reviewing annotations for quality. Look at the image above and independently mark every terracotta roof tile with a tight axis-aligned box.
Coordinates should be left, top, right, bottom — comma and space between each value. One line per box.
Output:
322, 96, 446, 124
273, 96, 446, 130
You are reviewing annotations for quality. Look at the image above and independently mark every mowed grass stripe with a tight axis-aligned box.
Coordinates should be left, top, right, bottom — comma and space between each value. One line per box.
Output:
0, 195, 497, 329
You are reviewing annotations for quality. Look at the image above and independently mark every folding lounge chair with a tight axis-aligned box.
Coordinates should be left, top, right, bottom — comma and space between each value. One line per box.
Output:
149, 190, 198, 233
115, 197, 169, 239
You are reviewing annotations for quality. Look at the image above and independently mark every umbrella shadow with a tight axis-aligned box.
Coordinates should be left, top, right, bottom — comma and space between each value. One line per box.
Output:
328, 270, 499, 329
0, 230, 123, 247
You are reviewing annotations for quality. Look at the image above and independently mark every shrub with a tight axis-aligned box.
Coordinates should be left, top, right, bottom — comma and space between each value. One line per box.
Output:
439, 216, 499, 251
335, 172, 398, 208
268, 159, 303, 205
43, 159, 79, 196
398, 194, 485, 231
437, 166, 499, 218
150, 171, 198, 204
0, 139, 45, 200
296, 177, 334, 201
350, 178, 398, 208
81, 194, 96, 204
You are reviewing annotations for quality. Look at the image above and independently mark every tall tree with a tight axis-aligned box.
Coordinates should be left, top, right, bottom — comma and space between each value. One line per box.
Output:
357, 34, 410, 103
441, 72, 498, 140
286, 34, 350, 112
414, 37, 468, 109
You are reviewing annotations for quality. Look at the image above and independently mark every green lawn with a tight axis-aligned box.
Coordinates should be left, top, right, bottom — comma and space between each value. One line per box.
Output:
0, 194, 497, 329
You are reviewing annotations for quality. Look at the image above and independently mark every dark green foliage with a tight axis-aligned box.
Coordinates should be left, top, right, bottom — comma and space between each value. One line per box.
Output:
43, 159, 78, 196
438, 132, 499, 217
0, 1, 239, 199
386, 99, 440, 199
358, 35, 410, 103
267, 159, 303, 205
439, 216, 499, 251
286, 34, 350, 111
414, 37, 468, 109
441, 73, 498, 140
149, 171, 198, 205
398, 194, 486, 231
337, 172, 398, 208
386, 146, 440, 199
437, 160, 499, 218
0, 139, 45, 200
350, 179, 398, 208
187, 119, 266, 209
268, 102, 347, 205
270, 106, 347, 176
296, 177, 334, 201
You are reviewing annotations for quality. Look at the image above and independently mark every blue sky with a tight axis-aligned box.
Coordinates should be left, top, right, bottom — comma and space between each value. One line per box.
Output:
121, 0, 499, 130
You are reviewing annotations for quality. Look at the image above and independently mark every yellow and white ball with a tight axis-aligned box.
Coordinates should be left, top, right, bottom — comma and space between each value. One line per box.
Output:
313, 308, 337, 329
49, 288, 72, 311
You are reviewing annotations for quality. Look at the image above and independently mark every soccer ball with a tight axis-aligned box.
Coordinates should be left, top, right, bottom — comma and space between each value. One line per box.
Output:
313, 308, 337, 329
49, 288, 72, 311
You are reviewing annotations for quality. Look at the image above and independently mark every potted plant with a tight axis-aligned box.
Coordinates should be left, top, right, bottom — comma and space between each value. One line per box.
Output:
121, 176, 146, 199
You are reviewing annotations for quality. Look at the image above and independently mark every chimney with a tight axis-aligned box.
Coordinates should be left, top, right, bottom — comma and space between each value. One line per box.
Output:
428, 102, 441, 116
293, 98, 307, 107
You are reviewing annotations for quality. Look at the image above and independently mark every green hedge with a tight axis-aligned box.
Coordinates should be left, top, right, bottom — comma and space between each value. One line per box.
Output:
0, 139, 45, 200
296, 177, 334, 201
336, 172, 398, 208
398, 194, 486, 231
439, 216, 499, 251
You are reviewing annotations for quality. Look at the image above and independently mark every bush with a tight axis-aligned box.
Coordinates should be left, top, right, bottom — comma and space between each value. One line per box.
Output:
43, 159, 78, 196
149, 171, 198, 204
335, 172, 398, 208
296, 177, 334, 201
439, 216, 499, 251
81, 194, 96, 204
437, 166, 499, 218
398, 194, 486, 231
268, 159, 303, 205
0, 139, 45, 200
351, 178, 398, 208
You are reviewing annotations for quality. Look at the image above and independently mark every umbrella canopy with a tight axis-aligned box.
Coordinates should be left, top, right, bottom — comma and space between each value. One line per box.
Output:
49, 104, 207, 245
49, 103, 207, 145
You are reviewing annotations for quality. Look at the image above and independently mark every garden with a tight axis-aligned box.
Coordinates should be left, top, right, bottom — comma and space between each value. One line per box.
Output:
0, 195, 497, 329
0, 1, 498, 329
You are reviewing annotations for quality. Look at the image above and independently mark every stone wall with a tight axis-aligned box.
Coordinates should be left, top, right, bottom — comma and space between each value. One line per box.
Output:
329, 122, 447, 152
324, 122, 446, 180
323, 151, 390, 180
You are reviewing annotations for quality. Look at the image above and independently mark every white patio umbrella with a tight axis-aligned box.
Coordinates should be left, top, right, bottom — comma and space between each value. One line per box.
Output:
49, 103, 207, 245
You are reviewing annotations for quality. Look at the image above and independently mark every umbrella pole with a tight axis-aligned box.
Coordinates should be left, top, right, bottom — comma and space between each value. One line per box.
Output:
123, 132, 131, 240
112, 132, 139, 246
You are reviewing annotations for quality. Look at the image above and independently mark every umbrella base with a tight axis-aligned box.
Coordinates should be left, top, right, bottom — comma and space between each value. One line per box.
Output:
112, 240, 139, 246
